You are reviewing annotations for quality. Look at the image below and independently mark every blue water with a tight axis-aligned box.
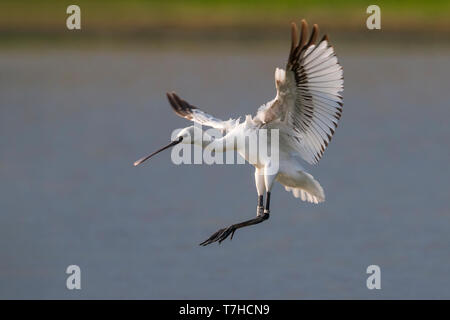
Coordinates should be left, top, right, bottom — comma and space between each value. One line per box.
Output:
0, 43, 449, 299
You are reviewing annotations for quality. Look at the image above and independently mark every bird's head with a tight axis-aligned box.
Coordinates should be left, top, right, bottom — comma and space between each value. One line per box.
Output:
174, 125, 203, 145
133, 125, 203, 166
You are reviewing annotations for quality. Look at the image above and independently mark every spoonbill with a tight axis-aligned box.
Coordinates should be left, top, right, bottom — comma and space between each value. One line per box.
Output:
134, 20, 344, 246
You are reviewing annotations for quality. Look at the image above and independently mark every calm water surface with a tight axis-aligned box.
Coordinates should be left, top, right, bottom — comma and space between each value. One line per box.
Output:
0, 43, 449, 298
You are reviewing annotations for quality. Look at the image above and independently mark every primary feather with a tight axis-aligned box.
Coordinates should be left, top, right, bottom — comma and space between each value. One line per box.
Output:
255, 20, 344, 165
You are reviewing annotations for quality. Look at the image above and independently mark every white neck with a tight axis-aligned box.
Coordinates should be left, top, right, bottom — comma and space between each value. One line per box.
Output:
194, 131, 236, 153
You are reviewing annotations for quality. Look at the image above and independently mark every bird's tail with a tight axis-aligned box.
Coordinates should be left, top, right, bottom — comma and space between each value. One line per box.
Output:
284, 186, 325, 204
283, 172, 325, 204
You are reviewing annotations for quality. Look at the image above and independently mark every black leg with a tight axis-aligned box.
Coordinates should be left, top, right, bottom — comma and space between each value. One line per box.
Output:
264, 191, 271, 214
199, 194, 270, 246
257, 194, 264, 216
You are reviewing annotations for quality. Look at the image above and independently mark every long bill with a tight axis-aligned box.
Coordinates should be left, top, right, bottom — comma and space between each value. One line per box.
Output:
133, 136, 183, 166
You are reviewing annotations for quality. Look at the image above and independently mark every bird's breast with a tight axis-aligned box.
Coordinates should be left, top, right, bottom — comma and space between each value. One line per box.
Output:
235, 127, 278, 169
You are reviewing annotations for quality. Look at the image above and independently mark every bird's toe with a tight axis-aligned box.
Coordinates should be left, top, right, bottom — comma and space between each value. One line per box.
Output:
199, 228, 226, 246
218, 226, 236, 244
200, 225, 236, 246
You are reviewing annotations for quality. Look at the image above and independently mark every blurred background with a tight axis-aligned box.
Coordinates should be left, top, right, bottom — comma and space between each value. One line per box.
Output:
0, 0, 449, 299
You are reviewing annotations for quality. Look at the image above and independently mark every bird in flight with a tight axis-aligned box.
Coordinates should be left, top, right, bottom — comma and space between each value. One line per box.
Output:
134, 20, 343, 246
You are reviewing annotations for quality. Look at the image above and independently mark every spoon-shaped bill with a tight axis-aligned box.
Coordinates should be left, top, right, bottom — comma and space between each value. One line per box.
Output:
134, 137, 183, 166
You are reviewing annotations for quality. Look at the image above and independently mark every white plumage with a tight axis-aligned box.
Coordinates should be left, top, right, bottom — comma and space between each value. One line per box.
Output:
134, 20, 344, 245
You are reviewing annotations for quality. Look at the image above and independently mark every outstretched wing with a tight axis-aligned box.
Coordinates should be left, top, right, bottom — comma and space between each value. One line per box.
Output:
257, 20, 344, 165
166, 92, 238, 132
285, 20, 343, 164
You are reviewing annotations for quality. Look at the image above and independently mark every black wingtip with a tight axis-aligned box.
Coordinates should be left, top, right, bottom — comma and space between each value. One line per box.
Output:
166, 91, 196, 120
299, 19, 308, 49
306, 24, 319, 47
320, 34, 329, 43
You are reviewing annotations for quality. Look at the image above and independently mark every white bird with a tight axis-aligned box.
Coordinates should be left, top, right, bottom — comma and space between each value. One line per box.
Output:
134, 20, 343, 246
